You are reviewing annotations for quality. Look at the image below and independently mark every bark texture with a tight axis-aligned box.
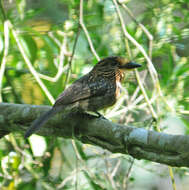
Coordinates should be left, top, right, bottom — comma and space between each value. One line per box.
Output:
0, 102, 189, 167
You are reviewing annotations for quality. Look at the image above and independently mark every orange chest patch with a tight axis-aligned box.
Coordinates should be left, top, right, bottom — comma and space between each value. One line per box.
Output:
115, 69, 124, 98
115, 81, 121, 98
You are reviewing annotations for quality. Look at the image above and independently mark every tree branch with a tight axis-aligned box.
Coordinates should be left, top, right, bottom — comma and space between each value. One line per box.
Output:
0, 102, 188, 167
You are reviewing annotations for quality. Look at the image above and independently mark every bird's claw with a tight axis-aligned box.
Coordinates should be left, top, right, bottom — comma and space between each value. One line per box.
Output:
95, 112, 108, 120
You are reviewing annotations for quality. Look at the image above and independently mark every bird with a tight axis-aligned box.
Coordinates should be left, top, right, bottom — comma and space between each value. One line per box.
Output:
24, 56, 141, 138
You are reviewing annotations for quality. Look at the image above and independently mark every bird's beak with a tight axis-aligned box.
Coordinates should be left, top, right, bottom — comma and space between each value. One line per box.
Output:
121, 61, 142, 69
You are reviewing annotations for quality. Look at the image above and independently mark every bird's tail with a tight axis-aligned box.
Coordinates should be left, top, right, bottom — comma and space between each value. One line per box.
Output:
24, 106, 61, 138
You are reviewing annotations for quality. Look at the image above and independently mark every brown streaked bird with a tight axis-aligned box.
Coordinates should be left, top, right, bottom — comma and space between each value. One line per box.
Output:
24, 56, 141, 138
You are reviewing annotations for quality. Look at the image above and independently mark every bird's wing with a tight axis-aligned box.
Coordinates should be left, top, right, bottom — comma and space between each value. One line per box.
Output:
54, 75, 110, 106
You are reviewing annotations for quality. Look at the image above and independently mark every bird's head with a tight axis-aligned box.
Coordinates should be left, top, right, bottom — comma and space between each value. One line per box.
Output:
93, 56, 141, 74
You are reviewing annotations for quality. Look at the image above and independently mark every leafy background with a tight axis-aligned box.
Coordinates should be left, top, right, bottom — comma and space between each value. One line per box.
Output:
0, 0, 189, 189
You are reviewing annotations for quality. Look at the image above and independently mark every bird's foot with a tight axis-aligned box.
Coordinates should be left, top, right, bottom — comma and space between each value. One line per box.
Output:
77, 111, 108, 120
68, 111, 108, 120
94, 111, 108, 120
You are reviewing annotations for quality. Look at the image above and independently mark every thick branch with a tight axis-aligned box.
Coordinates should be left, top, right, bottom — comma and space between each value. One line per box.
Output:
0, 103, 189, 167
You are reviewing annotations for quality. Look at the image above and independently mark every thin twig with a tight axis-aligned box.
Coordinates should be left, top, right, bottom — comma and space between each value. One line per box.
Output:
0, 21, 9, 102
112, 0, 158, 121
135, 70, 158, 120
112, 0, 160, 90
119, 3, 153, 42
64, 24, 81, 87
37, 65, 69, 82
37, 35, 68, 82
113, 0, 158, 123
130, 71, 148, 102
79, 0, 100, 61
71, 140, 99, 189
120, 2, 172, 112
0, 0, 7, 21
4, 70, 22, 103
111, 159, 121, 178
57, 168, 79, 189
103, 153, 118, 190
123, 158, 134, 190
168, 167, 177, 190
179, 110, 189, 114
48, 32, 62, 47
68, 25, 81, 69
9, 21, 55, 104
120, 3, 153, 105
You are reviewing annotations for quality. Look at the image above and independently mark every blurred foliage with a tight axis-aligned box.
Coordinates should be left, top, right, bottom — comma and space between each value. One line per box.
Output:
0, 0, 189, 189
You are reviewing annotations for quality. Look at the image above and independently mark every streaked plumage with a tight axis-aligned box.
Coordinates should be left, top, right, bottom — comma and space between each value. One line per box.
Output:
25, 56, 141, 138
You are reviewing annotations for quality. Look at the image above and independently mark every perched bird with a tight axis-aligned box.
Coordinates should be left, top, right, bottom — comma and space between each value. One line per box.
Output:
25, 56, 141, 138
